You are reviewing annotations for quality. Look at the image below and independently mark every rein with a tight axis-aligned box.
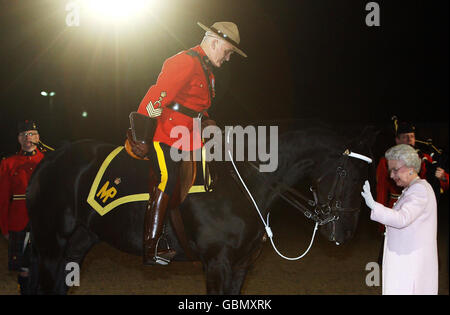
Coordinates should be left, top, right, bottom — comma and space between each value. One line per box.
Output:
226, 127, 372, 260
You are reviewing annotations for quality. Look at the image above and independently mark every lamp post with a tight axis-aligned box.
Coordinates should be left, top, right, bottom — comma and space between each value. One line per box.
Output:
41, 91, 56, 111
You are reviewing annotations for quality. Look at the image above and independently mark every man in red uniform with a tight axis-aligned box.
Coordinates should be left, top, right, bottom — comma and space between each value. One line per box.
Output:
130, 21, 247, 265
0, 120, 47, 293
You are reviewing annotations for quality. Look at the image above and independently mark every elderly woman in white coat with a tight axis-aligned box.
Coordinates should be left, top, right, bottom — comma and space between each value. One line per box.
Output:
361, 144, 438, 295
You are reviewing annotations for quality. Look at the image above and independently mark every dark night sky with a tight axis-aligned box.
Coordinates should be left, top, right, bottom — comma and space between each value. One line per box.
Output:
0, 0, 448, 154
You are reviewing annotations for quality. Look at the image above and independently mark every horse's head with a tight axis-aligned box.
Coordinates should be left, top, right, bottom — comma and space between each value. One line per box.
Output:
312, 126, 378, 245
256, 124, 379, 245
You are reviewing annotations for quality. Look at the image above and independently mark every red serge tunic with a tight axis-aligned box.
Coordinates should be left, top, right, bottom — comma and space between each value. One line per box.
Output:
137, 45, 215, 151
0, 149, 45, 235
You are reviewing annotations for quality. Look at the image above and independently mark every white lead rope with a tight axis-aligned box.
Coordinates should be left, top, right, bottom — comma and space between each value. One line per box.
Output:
267, 213, 319, 260
226, 129, 318, 260
225, 130, 373, 260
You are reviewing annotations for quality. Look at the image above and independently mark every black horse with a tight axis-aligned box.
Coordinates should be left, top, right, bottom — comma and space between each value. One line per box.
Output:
26, 125, 377, 294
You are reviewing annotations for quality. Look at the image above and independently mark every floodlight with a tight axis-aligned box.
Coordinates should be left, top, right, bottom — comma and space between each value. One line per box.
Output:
82, 0, 152, 22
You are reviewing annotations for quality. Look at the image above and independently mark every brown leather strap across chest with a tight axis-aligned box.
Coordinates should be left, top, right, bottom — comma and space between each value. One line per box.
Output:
186, 49, 215, 104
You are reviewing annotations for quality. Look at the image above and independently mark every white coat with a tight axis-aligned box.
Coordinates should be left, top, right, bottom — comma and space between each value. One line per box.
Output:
371, 178, 438, 295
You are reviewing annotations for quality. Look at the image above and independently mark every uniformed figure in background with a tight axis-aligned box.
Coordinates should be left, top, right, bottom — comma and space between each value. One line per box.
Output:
129, 21, 247, 265
0, 120, 47, 294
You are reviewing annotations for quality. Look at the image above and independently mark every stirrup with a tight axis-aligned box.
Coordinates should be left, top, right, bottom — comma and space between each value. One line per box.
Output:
144, 237, 176, 266
143, 249, 172, 266
155, 236, 177, 261
143, 254, 170, 266
145, 249, 175, 266
153, 255, 170, 266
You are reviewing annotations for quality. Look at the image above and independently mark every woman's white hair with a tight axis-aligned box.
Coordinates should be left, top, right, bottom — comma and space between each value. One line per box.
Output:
385, 144, 421, 173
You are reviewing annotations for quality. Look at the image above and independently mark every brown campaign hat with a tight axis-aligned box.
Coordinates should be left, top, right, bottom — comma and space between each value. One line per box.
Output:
197, 21, 247, 58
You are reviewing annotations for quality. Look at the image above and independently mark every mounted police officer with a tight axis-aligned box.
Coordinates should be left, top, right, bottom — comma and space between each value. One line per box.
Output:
0, 120, 49, 294
127, 22, 247, 265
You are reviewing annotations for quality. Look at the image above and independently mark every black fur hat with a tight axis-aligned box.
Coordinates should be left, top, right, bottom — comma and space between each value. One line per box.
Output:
396, 122, 415, 136
17, 120, 39, 134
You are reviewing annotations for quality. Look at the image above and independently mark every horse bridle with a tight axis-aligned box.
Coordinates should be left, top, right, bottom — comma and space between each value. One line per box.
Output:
249, 149, 372, 226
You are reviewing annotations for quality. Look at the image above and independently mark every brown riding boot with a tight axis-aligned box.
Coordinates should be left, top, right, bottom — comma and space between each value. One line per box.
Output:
143, 187, 177, 265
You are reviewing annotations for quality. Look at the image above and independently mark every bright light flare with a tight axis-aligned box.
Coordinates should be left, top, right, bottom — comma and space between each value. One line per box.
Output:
82, 0, 152, 22
41, 91, 56, 97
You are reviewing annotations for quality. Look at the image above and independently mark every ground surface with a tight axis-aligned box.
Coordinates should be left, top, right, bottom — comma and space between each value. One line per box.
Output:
0, 196, 448, 295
